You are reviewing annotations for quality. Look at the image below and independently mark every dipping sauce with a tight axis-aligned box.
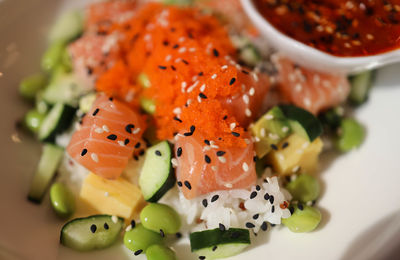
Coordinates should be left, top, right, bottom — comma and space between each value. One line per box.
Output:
253, 0, 400, 57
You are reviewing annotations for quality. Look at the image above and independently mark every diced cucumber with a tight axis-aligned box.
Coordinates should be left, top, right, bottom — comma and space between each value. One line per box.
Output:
250, 106, 291, 158
335, 118, 365, 152
139, 141, 175, 202
49, 10, 83, 44
60, 215, 124, 251
41, 41, 66, 72
19, 73, 47, 100
42, 73, 87, 107
279, 105, 323, 142
349, 70, 375, 106
28, 144, 64, 203
38, 103, 76, 143
140, 97, 156, 114
190, 228, 250, 259
137, 73, 151, 88
79, 93, 97, 113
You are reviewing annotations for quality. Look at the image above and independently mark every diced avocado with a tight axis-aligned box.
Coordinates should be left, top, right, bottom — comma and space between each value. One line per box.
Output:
250, 106, 291, 158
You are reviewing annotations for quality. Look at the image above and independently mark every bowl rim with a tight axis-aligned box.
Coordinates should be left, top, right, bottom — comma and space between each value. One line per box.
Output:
241, 0, 400, 66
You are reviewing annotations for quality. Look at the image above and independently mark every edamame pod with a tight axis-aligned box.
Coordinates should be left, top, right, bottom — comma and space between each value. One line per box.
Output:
50, 182, 75, 218
19, 74, 47, 99
286, 174, 320, 203
24, 109, 46, 134
282, 204, 321, 233
336, 118, 365, 152
140, 203, 181, 234
146, 244, 177, 260
123, 223, 163, 253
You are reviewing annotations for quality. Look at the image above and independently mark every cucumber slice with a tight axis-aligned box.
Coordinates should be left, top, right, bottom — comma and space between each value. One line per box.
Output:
60, 215, 124, 251
49, 10, 83, 44
38, 103, 76, 143
28, 144, 64, 203
42, 73, 87, 107
279, 105, 323, 142
139, 141, 175, 202
190, 228, 250, 259
349, 70, 375, 106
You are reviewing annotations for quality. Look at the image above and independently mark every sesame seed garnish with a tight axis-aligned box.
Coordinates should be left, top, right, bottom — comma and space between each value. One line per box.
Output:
211, 74, 217, 79
221, 65, 228, 70
231, 131, 240, 137
139, 149, 145, 156
242, 69, 249, 74
261, 222, 268, 231
212, 48, 219, 57
133, 128, 141, 134
171, 65, 176, 71
81, 149, 88, 156
184, 180, 192, 190
176, 232, 182, 238
218, 156, 226, 163
199, 84, 206, 92
182, 59, 189, 65
249, 87, 255, 96
204, 155, 211, 164
242, 162, 249, 172
250, 191, 257, 199
229, 123, 236, 130
256, 185, 261, 191
298, 203, 304, 211
212, 246, 217, 251
243, 94, 249, 104
202, 199, 208, 208
90, 224, 97, 233
134, 249, 143, 256
245, 108, 252, 117
91, 153, 99, 163
95, 127, 104, 133
107, 134, 117, 140
198, 71, 204, 76
177, 147, 182, 157
224, 183, 232, 188
155, 150, 162, 156
204, 139, 210, 145
229, 77, 236, 85
177, 181, 182, 187
271, 205, 275, 213
199, 93, 207, 99
253, 214, 259, 220
282, 142, 289, 149
118, 141, 125, 146
131, 220, 136, 229
160, 229, 165, 237
158, 65, 167, 70
269, 195, 275, 204
104, 223, 109, 230
223, 115, 228, 120
111, 215, 118, 223
125, 124, 134, 133
260, 128, 266, 137
270, 144, 278, 150
199, 256, 206, 260
173, 116, 182, 123
264, 193, 270, 200
246, 222, 255, 228
171, 158, 178, 168
216, 151, 226, 156
134, 142, 141, 149
92, 108, 100, 116
219, 223, 226, 231
211, 194, 219, 202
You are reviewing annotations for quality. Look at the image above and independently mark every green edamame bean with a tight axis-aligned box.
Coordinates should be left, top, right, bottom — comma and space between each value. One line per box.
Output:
146, 244, 177, 260
41, 41, 66, 72
286, 174, 320, 203
140, 203, 181, 234
19, 74, 47, 99
336, 118, 365, 152
137, 73, 151, 88
123, 223, 163, 252
50, 182, 75, 218
24, 109, 46, 134
60, 47, 72, 72
140, 98, 156, 114
282, 204, 321, 233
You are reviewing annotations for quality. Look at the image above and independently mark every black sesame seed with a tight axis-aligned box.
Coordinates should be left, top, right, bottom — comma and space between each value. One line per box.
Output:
246, 222, 255, 228
231, 231, 240, 238
160, 229, 165, 237
104, 222, 109, 230
241, 70, 249, 74
81, 149, 88, 156
204, 139, 210, 145
124, 139, 130, 145
92, 108, 100, 116
177, 181, 183, 187
176, 232, 182, 238
183, 132, 193, 137
202, 199, 208, 208
135, 142, 141, 149
271, 205, 275, 213
155, 150, 162, 156
219, 223, 225, 231
253, 156, 257, 162
172, 44, 179, 49
198, 71, 204, 76
190, 125, 195, 133
256, 185, 261, 191
231, 131, 240, 137
264, 178, 269, 183
133, 155, 139, 161
134, 249, 143, 256
298, 203, 304, 211
109, 97, 114, 101
229, 77, 236, 85
289, 206, 295, 215
171, 65, 176, 71
211, 194, 219, 202
212, 48, 219, 57
87, 67, 93, 75
253, 214, 259, 220
131, 220, 136, 228
212, 246, 217, 251
163, 40, 169, 46
223, 115, 228, 120
270, 224, 276, 227
182, 59, 189, 65
250, 191, 258, 199
264, 193, 270, 201
204, 155, 211, 164
270, 144, 278, 150
199, 93, 207, 99
158, 65, 167, 70
125, 124, 135, 134
90, 224, 97, 233
184, 181, 192, 190
199, 256, 206, 260
260, 221, 268, 231
281, 142, 289, 149
139, 149, 145, 156
107, 134, 117, 141
216, 151, 226, 156
269, 195, 274, 204
177, 147, 183, 157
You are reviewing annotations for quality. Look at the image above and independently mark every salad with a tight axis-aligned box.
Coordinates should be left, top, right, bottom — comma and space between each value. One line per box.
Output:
19, 0, 370, 259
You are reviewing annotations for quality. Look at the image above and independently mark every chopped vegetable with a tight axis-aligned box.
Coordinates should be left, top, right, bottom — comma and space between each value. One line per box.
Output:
286, 174, 320, 203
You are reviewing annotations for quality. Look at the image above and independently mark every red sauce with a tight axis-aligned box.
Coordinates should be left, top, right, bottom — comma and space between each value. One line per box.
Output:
253, 0, 400, 57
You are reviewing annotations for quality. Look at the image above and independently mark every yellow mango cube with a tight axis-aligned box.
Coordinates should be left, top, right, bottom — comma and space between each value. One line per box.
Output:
266, 134, 323, 175
80, 173, 145, 219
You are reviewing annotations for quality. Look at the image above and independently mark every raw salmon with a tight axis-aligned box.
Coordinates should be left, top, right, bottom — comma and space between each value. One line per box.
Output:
273, 55, 350, 114
174, 130, 256, 199
67, 94, 145, 179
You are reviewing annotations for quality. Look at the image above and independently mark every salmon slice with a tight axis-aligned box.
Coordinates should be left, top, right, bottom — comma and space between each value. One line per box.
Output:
67, 94, 145, 179
273, 55, 350, 114
174, 130, 257, 199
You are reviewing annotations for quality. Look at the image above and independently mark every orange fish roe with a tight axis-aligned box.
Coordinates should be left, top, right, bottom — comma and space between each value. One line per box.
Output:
96, 3, 263, 148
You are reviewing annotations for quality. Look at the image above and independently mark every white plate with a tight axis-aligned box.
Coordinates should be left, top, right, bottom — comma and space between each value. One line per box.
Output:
1, 1, 400, 259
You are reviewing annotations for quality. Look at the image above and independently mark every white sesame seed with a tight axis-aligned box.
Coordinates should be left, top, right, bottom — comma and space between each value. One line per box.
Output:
218, 156, 226, 163
235, 64, 242, 70
242, 162, 249, 172
200, 84, 206, 92
322, 80, 331, 88
118, 141, 125, 146
244, 138, 251, 144
303, 97, 311, 107
245, 108, 252, 117
111, 215, 118, 223
211, 166, 218, 172
203, 145, 211, 151
178, 36, 185, 42
302, 142, 309, 149
306, 201, 313, 206
175, 58, 181, 63
125, 225, 132, 232
165, 54, 172, 62
252, 72, 259, 82
95, 127, 104, 133
224, 183, 233, 188
211, 144, 219, 149
133, 128, 141, 134
221, 65, 228, 71
296, 149, 304, 154
313, 74, 320, 84
102, 125, 110, 132
260, 128, 266, 137
171, 158, 178, 168
269, 133, 279, 140
197, 96, 202, 103
192, 75, 198, 82
254, 136, 261, 142
264, 114, 274, 120
91, 153, 99, 163
189, 47, 196, 52
249, 87, 255, 96
282, 126, 289, 133
173, 107, 182, 115
289, 73, 296, 82
295, 83, 302, 92
243, 94, 249, 104
178, 47, 186, 53
292, 166, 300, 173
278, 154, 285, 161
366, 34, 374, 40
211, 74, 217, 79
230, 123, 236, 130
